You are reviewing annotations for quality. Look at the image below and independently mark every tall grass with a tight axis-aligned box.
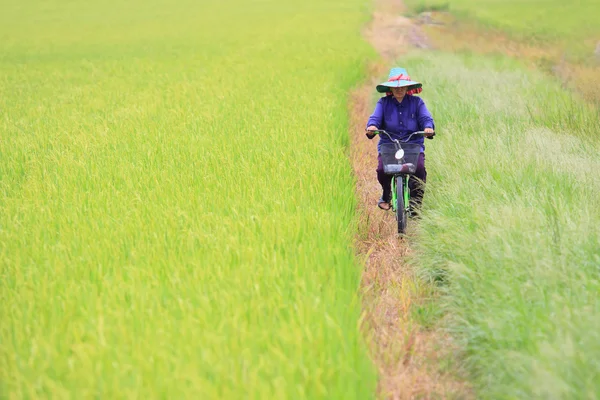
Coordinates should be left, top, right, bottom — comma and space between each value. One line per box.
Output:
0, 0, 377, 397
402, 52, 600, 398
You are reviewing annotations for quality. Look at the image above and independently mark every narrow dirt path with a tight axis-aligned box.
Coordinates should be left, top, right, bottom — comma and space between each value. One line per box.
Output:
350, 1, 472, 398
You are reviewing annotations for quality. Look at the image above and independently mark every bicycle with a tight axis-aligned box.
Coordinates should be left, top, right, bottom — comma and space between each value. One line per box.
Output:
366, 129, 434, 234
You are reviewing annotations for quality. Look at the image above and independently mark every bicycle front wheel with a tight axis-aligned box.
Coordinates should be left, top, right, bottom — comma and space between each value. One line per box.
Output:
395, 176, 407, 234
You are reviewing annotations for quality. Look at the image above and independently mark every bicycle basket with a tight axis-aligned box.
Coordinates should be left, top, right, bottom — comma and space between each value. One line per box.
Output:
380, 143, 421, 175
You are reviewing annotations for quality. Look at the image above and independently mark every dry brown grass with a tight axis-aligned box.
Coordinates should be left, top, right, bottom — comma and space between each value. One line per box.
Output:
351, 2, 472, 398
364, 0, 431, 57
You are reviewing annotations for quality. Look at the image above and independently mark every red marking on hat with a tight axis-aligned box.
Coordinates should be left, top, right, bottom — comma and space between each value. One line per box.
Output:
385, 73, 423, 96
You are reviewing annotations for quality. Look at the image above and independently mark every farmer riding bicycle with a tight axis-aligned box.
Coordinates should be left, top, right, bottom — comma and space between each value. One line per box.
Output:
366, 67, 435, 215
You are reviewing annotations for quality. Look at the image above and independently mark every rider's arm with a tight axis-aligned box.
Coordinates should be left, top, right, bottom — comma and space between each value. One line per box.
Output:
365, 99, 384, 134
416, 98, 435, 135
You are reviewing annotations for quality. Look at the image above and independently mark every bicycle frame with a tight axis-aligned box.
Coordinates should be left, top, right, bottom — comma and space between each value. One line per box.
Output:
390, 174, 410, 214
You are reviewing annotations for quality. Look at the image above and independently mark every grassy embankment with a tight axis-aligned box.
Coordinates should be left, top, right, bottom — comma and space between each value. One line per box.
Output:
404, 0, 600, 102
397, 51, 600, 398
0, 0, 377, 397
393, 4, 600, 395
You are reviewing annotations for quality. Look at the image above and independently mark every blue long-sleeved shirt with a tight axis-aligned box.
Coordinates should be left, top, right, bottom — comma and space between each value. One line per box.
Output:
366, 95, 435, 152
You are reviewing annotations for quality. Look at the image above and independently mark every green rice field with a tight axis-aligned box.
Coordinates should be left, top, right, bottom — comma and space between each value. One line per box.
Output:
0, 0, 376, 397
3, 0, 600, 398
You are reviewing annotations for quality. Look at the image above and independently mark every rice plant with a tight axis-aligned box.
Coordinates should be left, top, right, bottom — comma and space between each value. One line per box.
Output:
0, 0, 377, 397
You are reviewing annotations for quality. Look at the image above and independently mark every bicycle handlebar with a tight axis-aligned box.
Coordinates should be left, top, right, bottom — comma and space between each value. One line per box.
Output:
365, 129, 435, 141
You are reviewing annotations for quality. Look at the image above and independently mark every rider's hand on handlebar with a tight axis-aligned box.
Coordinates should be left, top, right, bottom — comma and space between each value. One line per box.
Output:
366, 125, 378, 139
424, 128, 435, 139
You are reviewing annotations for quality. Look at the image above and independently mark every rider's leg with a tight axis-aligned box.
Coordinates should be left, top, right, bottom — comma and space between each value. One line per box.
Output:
376, 154, 392, 205
409, 152, 427, 211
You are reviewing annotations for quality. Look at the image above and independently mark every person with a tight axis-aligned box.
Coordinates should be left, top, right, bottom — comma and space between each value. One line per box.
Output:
366, 67, 435, 212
